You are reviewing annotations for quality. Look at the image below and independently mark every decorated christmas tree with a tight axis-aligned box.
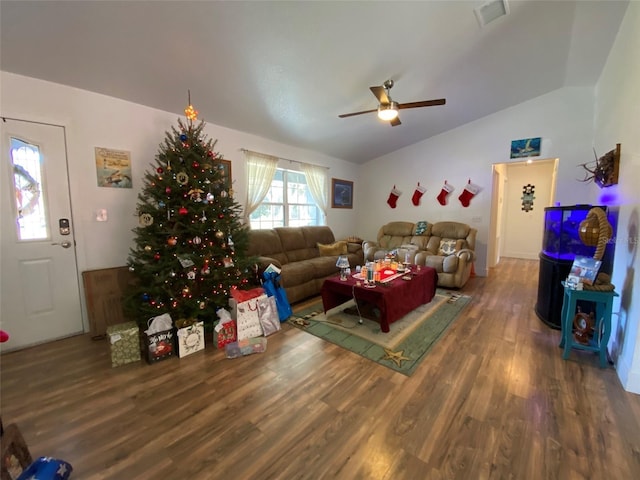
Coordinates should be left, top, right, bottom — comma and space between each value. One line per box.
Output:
125, 100, 253, 329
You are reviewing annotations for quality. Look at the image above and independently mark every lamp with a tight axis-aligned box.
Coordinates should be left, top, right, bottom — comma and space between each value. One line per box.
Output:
377, 102, 399, 121
336, 255, 350, 281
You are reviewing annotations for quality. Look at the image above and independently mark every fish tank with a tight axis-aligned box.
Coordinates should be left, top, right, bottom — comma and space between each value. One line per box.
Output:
541, 205, 604, 261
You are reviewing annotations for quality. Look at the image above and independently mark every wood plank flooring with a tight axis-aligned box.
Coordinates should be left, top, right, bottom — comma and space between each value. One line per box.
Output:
2, 258, 640, 479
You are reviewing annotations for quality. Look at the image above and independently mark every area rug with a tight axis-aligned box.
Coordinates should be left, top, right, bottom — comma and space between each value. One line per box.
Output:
289, 289, 471, 376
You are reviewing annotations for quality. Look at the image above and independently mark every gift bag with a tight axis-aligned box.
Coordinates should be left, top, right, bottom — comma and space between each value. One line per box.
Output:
236, 297, 263, 340
176, 320, 205, 358
214, 308, 237, 349
257, 294, 281, 336
143, 313, 175, 363
262, 271, 292, 321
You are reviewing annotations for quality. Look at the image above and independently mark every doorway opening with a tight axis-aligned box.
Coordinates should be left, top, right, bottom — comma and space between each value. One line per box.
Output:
488, 158, 558, 269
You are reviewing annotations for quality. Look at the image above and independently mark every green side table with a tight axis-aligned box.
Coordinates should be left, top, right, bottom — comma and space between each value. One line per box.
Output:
559, 283, 618, 368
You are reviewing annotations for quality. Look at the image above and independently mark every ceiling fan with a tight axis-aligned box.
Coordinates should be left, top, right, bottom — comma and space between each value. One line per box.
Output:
338, 79, 445, 126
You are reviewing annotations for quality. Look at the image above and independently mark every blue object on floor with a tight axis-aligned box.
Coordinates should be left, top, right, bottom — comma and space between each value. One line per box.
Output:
17, 456, 73, 480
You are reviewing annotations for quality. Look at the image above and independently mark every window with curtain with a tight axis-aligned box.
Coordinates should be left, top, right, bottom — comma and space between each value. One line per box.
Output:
249, 168, 323, 229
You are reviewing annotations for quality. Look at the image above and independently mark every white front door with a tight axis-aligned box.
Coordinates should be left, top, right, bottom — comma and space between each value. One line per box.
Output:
1, 119, 83, 351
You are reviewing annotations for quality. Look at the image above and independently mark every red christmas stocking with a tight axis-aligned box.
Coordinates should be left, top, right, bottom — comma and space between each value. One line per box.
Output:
411, 183, 427, 206
387, 186, 402, 208
436, 182, 454, 206
458, 181, 480, 207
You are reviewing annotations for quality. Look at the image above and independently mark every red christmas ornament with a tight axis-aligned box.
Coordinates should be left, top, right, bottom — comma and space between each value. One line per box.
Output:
207, 150, 214, 157
179, 207, 188, 215
165, 187, 172, 195
192, 161, 200, 169
154, 252, 161, 261
157, 167, 164, 174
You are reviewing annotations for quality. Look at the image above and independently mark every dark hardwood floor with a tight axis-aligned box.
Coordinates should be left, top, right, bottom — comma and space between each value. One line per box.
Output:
2, 258, 639, 479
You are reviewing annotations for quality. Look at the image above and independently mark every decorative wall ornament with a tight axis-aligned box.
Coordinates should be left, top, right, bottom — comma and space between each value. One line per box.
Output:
578, 143, 621, 188
510, 137, 541, 159
521, 184, 535, 212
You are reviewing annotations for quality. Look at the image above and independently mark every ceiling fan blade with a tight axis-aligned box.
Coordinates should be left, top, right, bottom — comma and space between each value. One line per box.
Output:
338, 109, 377, 118
398, 99, 446, 110
369, 86, 389, 104
390, 116, 401, 127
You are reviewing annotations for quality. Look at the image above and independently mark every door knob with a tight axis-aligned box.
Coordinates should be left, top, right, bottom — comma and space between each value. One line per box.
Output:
52, 241, 72, 249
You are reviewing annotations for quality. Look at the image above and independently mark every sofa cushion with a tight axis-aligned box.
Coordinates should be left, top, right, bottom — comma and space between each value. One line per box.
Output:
438, 239, 457, 256
318, 240, 347, 256
414, 221, 429, 235
276, 227, 317, 263
247, 229, 289, 265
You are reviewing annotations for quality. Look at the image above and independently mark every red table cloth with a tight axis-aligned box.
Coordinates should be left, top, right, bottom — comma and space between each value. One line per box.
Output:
321, 265, 437, 332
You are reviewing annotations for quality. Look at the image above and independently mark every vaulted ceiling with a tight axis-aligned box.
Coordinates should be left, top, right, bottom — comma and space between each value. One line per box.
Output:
0, 1, 629, 164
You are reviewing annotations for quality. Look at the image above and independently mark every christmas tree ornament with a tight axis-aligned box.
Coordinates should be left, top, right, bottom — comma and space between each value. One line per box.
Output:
412, 183, 427, 206
184, 103, 198, 120
458, 179, 480, 207
188, 188, 204, 202
139, 213, 154, 226
180, 133, 188, 141
215, 230, 224, 239
154, 253, 161, 261
129, 265, 135, 272
144, 245, 152, 251
169, 270, 176, 277
157, 167, 164, 174
201, 211, 207, 222
167, 237, 178, 246
387, 186, 402, 208
192, 161, 200, 169
207, 150, 214, 158
199, 301, 206, 310
206, 193, 214, 203
176, 171, 189, 185
165, 187, 172, 195
220, 190, 228, 198
179, 207, 188, 216
142, 293, 150, 301
158, 201, 166, 208
187, 271, 196, 280
437, 181, 454, 206
193, 236, 202, 245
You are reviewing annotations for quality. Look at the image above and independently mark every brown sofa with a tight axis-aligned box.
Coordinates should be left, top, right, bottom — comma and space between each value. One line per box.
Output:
363, 221, 476, 288
247, 226, 364, 304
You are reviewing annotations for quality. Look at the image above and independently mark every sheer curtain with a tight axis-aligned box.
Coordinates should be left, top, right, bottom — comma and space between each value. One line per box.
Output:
243, 150, 278, 224
300, 162, 328, 218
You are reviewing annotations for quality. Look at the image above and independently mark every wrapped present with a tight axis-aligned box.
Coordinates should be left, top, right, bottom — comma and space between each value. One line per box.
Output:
106, 321, 140, 367
225, 337, 267, 359
175, 319, 205, 358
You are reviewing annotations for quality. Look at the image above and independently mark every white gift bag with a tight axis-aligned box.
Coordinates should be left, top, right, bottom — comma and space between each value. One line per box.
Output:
236, 296, 263, 340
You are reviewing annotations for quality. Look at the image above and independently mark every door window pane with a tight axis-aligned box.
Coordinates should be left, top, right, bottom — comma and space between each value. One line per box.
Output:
10, 137, 48, 240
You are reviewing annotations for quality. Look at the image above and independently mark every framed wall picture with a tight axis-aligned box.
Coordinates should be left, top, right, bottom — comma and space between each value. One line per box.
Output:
219, 159, 232, 192
331, 178, 353, 209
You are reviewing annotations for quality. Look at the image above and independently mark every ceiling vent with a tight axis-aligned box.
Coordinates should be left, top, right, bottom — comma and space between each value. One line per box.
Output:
474, 0, 509, 28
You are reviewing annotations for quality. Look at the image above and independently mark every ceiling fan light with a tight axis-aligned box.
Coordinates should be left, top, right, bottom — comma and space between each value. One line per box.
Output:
377, 102, 399, 121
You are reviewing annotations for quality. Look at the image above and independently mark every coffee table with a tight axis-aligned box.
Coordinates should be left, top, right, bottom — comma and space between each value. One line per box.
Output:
321, 265, 437, 333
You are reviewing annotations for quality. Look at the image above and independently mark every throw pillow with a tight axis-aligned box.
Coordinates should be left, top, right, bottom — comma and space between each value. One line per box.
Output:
415, 221, 428, 235
438, 239, 457, 256
318, 240, 348, 256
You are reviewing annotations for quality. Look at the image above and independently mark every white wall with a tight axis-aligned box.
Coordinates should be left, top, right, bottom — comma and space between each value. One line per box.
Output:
356, 87, 596, 277
0, 72, 359, 332
593, 2, 640, 394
